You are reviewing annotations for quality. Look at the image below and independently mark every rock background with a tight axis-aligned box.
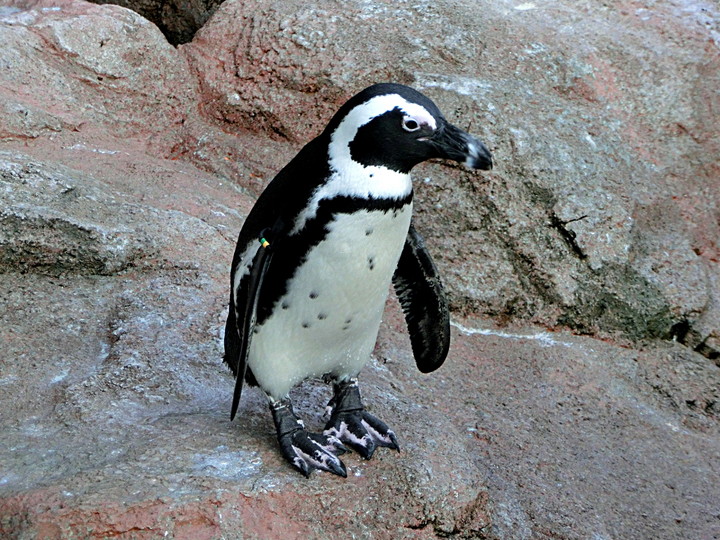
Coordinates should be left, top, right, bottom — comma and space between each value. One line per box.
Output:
1, 0, 719, 538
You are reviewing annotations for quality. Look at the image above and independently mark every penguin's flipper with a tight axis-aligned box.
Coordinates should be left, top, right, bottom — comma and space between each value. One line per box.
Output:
228, 230, 276, 421
392, 224, 450, 373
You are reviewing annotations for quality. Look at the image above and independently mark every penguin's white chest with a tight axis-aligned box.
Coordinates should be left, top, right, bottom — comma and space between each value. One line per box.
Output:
249, 203, 413, 398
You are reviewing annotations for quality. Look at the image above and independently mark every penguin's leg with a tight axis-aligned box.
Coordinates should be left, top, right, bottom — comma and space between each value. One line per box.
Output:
323, 378, 400, 459
270, 396, 348, 478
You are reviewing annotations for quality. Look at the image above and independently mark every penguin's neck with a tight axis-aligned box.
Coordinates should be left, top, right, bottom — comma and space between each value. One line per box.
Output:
291, 163, 412, 235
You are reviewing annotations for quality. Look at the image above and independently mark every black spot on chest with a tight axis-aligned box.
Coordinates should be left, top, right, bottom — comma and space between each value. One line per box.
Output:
255, 193, 412, 326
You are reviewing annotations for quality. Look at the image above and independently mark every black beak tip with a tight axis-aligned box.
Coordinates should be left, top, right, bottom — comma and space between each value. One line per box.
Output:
432, 122, 493, 171
471, 155, 493, 171
466, 142, 493, 171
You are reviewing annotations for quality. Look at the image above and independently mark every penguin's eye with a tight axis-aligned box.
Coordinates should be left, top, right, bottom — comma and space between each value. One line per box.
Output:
402, 117, 421, 132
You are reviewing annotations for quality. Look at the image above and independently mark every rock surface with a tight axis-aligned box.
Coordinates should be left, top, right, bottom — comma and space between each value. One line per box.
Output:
88, 0, 224, 45
1, 0, 719, 538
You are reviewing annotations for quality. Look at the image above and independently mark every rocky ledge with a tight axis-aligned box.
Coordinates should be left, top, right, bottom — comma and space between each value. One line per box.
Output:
1, 1, 719, 538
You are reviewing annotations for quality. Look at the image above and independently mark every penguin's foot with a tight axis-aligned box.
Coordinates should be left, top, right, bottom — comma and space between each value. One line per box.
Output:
323, 379, 400, 459
270, 398, 348, 478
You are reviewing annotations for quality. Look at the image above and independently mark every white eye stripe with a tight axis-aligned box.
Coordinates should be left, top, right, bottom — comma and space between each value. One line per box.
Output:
332, 94, 437, 138
325, 94, 437, 173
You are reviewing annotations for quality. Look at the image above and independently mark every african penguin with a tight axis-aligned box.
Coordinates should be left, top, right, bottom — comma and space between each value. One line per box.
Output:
224, 83, 493, 477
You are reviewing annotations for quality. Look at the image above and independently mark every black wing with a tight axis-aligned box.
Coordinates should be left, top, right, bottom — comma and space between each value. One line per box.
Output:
224, 201, 287, 419
226, 230, 276, 420
222, 135, 331, 418
392, 224, 450, 373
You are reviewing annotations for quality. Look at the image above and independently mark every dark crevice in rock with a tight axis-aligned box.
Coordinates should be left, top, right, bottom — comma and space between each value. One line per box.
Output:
520, 180, 588, 264
87, 0, 225, 45
669, 319, 691, 343
404, 520, 455, 538
669, 320, 720, 364
694, 340, 720, 364
475, 191, 565, 316
549, 212, 588, 260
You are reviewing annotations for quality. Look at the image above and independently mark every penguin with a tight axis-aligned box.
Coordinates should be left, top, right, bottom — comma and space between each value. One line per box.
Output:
224, 83, 493, 477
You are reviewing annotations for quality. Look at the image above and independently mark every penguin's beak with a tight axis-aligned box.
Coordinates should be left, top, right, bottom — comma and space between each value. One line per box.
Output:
428, 120, 493, 170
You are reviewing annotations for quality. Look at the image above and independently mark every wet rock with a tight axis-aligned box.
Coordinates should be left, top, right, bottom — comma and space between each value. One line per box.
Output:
2, 286, 719, 538
430, 316, 720, 540
1, 0, 719, 538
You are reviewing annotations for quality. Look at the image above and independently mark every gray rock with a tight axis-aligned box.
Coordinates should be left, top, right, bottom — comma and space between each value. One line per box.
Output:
0, 153, 155, 275
1, 0, 719, 538
1, 0, 195, 146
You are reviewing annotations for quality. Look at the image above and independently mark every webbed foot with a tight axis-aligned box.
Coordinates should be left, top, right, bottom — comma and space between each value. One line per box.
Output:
271, 398, 348, 477
323, 379, 399, 459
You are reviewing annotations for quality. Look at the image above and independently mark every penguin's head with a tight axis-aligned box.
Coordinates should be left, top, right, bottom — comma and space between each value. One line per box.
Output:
325, 83, 493, 175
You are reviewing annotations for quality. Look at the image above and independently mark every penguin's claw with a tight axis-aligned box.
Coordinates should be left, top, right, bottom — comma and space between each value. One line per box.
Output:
270, 398, 348, 477
324, 410, 399, 459
323, 379, 399, 459
278, 429, 348, 478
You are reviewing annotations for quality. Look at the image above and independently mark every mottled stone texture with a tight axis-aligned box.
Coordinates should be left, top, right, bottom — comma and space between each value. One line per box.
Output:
1, 0, 719, 538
